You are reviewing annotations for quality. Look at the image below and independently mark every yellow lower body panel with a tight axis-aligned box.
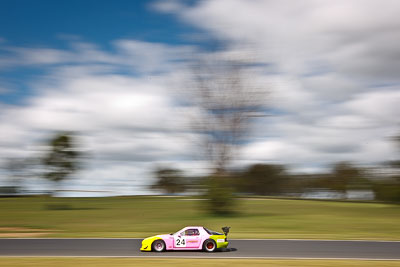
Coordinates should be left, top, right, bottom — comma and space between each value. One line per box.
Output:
140, 236, 162, 251
217, 241, 229, 249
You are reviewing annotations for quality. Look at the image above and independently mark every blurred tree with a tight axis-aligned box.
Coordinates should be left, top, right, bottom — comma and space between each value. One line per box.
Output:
3, 158, 29, 194
151, 168, 185, 195
279, 173, 310, 195
330, 162, 370, 192
42, 133, 80, 196
188, 54, 268, 175
373, 176, 400, 202
241, 164, 286, 196
390, 134, 400, 169
203, 175, 237, 214
373, 134, 400, 202
186, 53, 268, 214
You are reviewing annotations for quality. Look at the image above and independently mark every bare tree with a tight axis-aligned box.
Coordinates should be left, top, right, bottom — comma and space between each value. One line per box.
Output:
188, 53, 268, 175
184, 52, 268, 214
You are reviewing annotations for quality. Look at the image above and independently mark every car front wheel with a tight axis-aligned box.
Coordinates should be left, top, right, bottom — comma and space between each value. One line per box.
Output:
203, 239, 216, 252
152, 240, 165, 252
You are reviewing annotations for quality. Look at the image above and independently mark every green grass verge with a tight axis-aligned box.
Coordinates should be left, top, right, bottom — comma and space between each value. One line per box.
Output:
0, 196, 399, 240
0, 258, 399, 267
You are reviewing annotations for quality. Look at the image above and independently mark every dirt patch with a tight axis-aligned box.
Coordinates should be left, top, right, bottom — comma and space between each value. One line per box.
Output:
0, 227, 57, 237
0, 232, 52, 237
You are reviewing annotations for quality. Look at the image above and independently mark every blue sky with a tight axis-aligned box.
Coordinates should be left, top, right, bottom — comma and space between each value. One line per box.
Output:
0, 0, 399, 195
0, 0, 202, 105
0, 0, 198, 46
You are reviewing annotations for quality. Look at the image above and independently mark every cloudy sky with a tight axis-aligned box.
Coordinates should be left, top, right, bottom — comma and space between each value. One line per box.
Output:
1, 0, 399, 195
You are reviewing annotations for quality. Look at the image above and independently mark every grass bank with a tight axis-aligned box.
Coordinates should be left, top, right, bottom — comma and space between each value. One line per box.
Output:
0, 196, 399, 240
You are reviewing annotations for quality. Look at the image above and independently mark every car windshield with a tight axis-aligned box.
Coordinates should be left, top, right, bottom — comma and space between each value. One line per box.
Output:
203, 227, 222, 235
173, 230, 182, 235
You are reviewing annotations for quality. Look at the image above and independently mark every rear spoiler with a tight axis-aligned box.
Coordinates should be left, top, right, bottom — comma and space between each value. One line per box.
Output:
222, 226, 230, 236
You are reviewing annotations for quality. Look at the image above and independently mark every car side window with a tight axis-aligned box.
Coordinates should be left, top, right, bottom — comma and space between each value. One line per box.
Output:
179, 231, 185, 236
185, 229, 200, 236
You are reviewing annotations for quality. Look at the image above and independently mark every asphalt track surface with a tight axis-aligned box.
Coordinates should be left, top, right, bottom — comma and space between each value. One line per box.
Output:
0, 239, 399, 260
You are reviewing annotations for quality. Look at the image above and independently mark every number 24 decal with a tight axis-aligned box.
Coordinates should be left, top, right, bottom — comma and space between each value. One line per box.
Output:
175, 237, 186, 247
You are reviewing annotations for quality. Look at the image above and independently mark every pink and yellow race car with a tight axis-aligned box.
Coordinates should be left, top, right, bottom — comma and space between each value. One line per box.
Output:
140, 226, 230, 252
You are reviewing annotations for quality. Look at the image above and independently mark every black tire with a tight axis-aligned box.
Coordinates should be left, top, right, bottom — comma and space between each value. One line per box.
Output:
152, 239, 166, 252
203, 239, 217, 252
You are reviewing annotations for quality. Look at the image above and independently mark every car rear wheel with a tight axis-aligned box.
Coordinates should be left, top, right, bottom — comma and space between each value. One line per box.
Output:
152, 240, 165, 252
203, 239, 216, 252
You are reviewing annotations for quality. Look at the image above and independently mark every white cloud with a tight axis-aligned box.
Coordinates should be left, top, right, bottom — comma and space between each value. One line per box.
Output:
0, 39, 202, 194
0, 39, 195, 74
154, 0, 400, 171
168, 0, 400, 79
344, 89, 400, 125
151, 0, 185, 13
1, 1, 400, 194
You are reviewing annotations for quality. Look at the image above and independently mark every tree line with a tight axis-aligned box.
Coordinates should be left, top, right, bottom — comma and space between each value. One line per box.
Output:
152, 161, 400, 204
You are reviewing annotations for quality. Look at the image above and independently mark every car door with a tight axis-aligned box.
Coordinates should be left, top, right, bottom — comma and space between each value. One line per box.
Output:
183, 228, 201, 248
173, 231, 187, 249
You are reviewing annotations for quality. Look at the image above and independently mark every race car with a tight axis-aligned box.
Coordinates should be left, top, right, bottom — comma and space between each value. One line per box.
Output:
140, 226, 230, 252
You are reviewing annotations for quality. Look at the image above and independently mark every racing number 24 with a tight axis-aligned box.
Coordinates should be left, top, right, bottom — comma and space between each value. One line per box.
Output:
175, 237, 185, 247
